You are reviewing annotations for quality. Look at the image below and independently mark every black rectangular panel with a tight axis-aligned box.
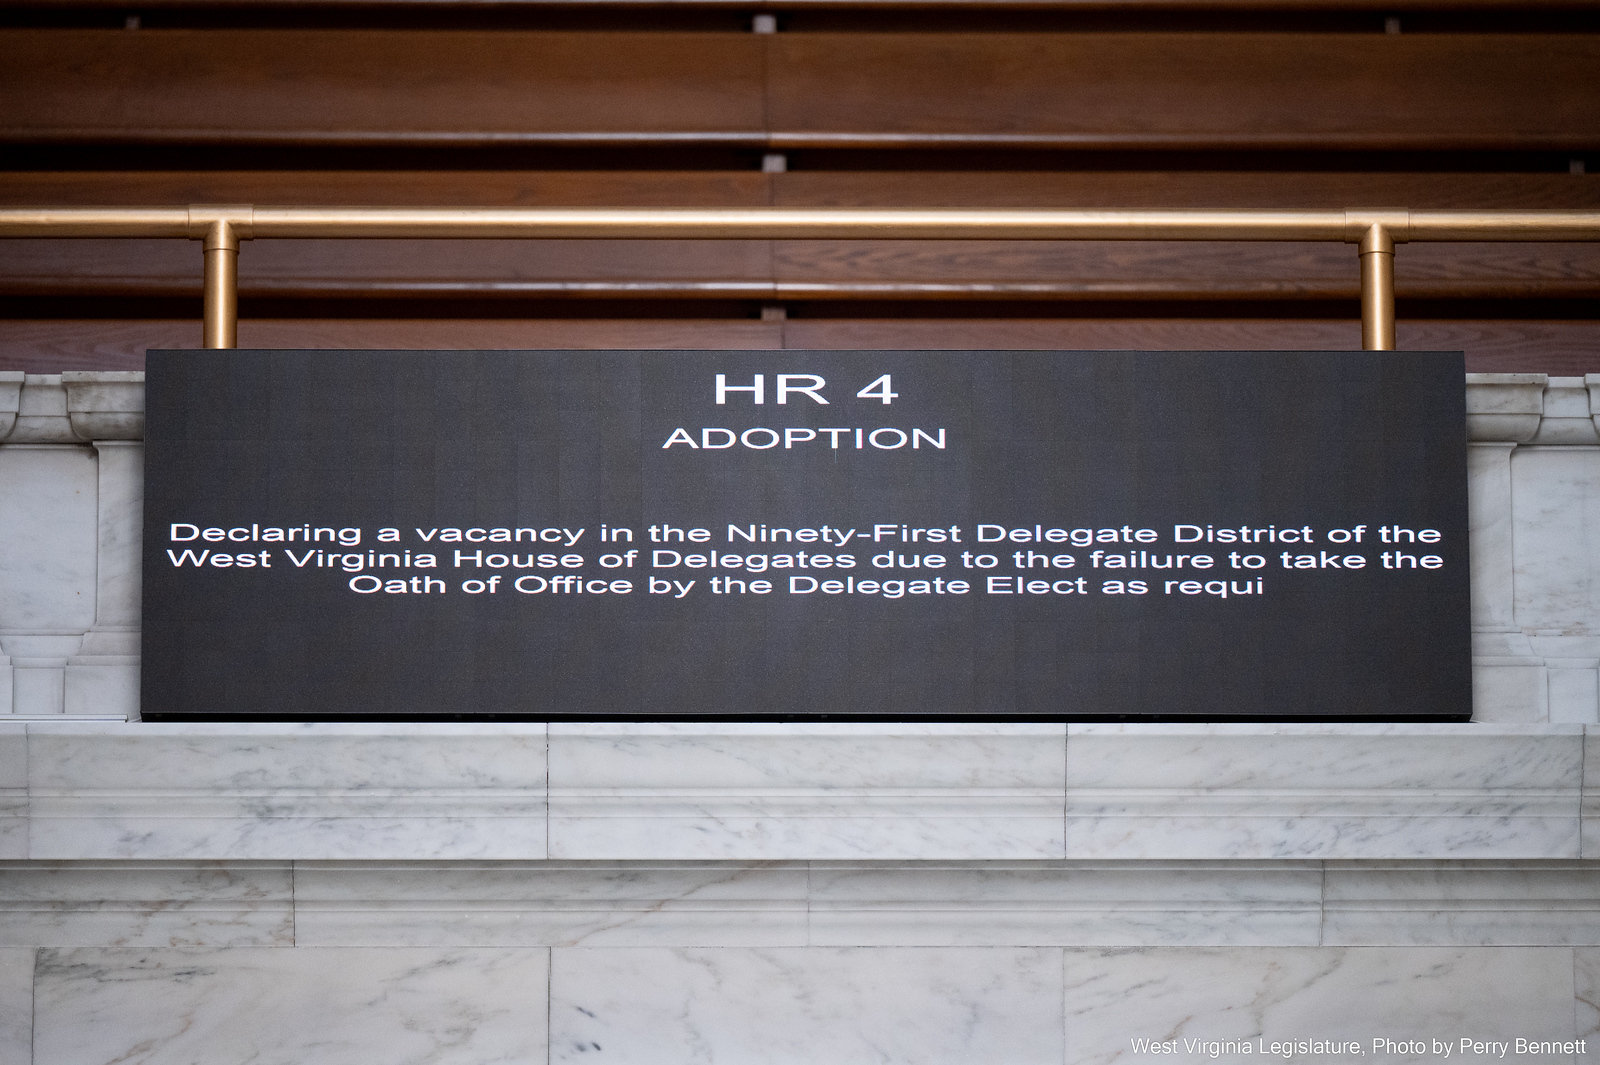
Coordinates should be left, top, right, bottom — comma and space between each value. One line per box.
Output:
141, 349, 1470, 721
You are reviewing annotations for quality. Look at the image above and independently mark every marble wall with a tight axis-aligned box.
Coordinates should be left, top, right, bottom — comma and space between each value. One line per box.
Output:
4, 372, 1600, 1064
1468, 374, 1600, 724
0, 373, 142, 721
1, 874, 1598, 1064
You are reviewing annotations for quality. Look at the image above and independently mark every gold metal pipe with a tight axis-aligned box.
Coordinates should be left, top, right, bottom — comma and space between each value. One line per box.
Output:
202, 220, 239, 350
1409, 210, 1600, 242
1359, 224, 1396, 352
1, 205, 1597, 357
0, 206, 191, 238
1, 205, 1598, 242
246, 207, 1353, 242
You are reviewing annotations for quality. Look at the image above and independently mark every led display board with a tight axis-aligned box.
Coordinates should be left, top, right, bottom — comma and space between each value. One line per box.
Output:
141, 349, 1470, 721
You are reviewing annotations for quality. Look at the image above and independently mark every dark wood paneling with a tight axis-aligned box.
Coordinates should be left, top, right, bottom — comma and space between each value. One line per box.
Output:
4, 317, 1595, 374
4, 170, 1596, 210
0, 30, 766, 144
0, 318, 786, 371
0, 238, 776, 297
3, 235, 1593, 301
783, 318, 1600, 372
771, 241, 1600, 300
0, 171, 774, 207
1, 23, 1593, 376
4, 31, 1596, 149
775, 172, 1600, 210
769, 34, 1600, 149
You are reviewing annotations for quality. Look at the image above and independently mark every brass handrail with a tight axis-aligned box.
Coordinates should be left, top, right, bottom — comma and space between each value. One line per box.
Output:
3, 205, 1598, 351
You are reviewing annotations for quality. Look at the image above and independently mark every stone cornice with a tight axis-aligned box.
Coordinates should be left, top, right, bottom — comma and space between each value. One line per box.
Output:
3, 722, 1593, 862
4, 371, 1592, 447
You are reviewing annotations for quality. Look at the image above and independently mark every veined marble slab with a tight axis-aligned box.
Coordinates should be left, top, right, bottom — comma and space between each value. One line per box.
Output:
548, 946, 1063, 1065
0, 950, 28, 1065
1582, 726, 1600, 859
0, 727, 22, 861
1576, 948, 1600, 1064
806, 860, 1323, 947
24, 723, 547, 859
1063, 946, 1580, 1065
547, 722, 1067, 860
1513, 446, 1600, 631
0, 861, 292, 948
1323, 860, 1600, 946
293, 860, 807, 947
1066, 724, 1583, 859
33, 946, 549, 1065
5, 858, 1600, 951
5, 723, 1596, 862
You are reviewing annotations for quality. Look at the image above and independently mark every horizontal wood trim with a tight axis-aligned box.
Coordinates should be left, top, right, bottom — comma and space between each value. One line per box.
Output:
4, 171, 1598, 210
0, 172, 777, 208
1, 237, 1593, 301
3, 31, 1595, 150
0, 30, 766, 143
769, 34, 1600, 151
774, 173, 1600, 211
3, 317, 1594, 374
783, 319, 1600, 372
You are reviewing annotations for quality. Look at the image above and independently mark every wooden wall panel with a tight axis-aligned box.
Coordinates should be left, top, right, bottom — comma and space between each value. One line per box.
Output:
3, 31, 1595, 149
770, 240, 1600, 300
769, 34, 1600, 149
3, 171, 1596, 212
0, 238, 776, 297
3, 237, 1593, 301
0, 172, 775, 208
0, 319, 785, 372
4, 170, 1594, 303
1, 15, 1594, 375
784, 319, 1600, 372
0, 30, 766, 144
774, 172, 1600, 211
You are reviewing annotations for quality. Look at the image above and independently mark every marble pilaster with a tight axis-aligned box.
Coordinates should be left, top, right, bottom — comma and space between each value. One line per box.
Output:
1467, 374, 1547, 721
62, 434, 142, 720
1513, 443, 1600, 632
0, 406, 96, 715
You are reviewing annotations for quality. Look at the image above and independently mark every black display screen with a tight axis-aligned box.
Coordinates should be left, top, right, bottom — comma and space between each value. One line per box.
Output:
141, 349, 1470, 721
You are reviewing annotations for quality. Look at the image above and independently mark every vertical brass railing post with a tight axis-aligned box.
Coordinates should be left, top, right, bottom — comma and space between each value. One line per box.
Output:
202, 220, 239, 349
1358, 223, 1396, 352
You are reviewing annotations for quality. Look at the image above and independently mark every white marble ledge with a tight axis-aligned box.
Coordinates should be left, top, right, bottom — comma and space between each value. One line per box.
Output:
547, 722, 1067, 860
1065, 723, 1586, 860
15, 723, 548, 860
4, 722, 1600, 861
